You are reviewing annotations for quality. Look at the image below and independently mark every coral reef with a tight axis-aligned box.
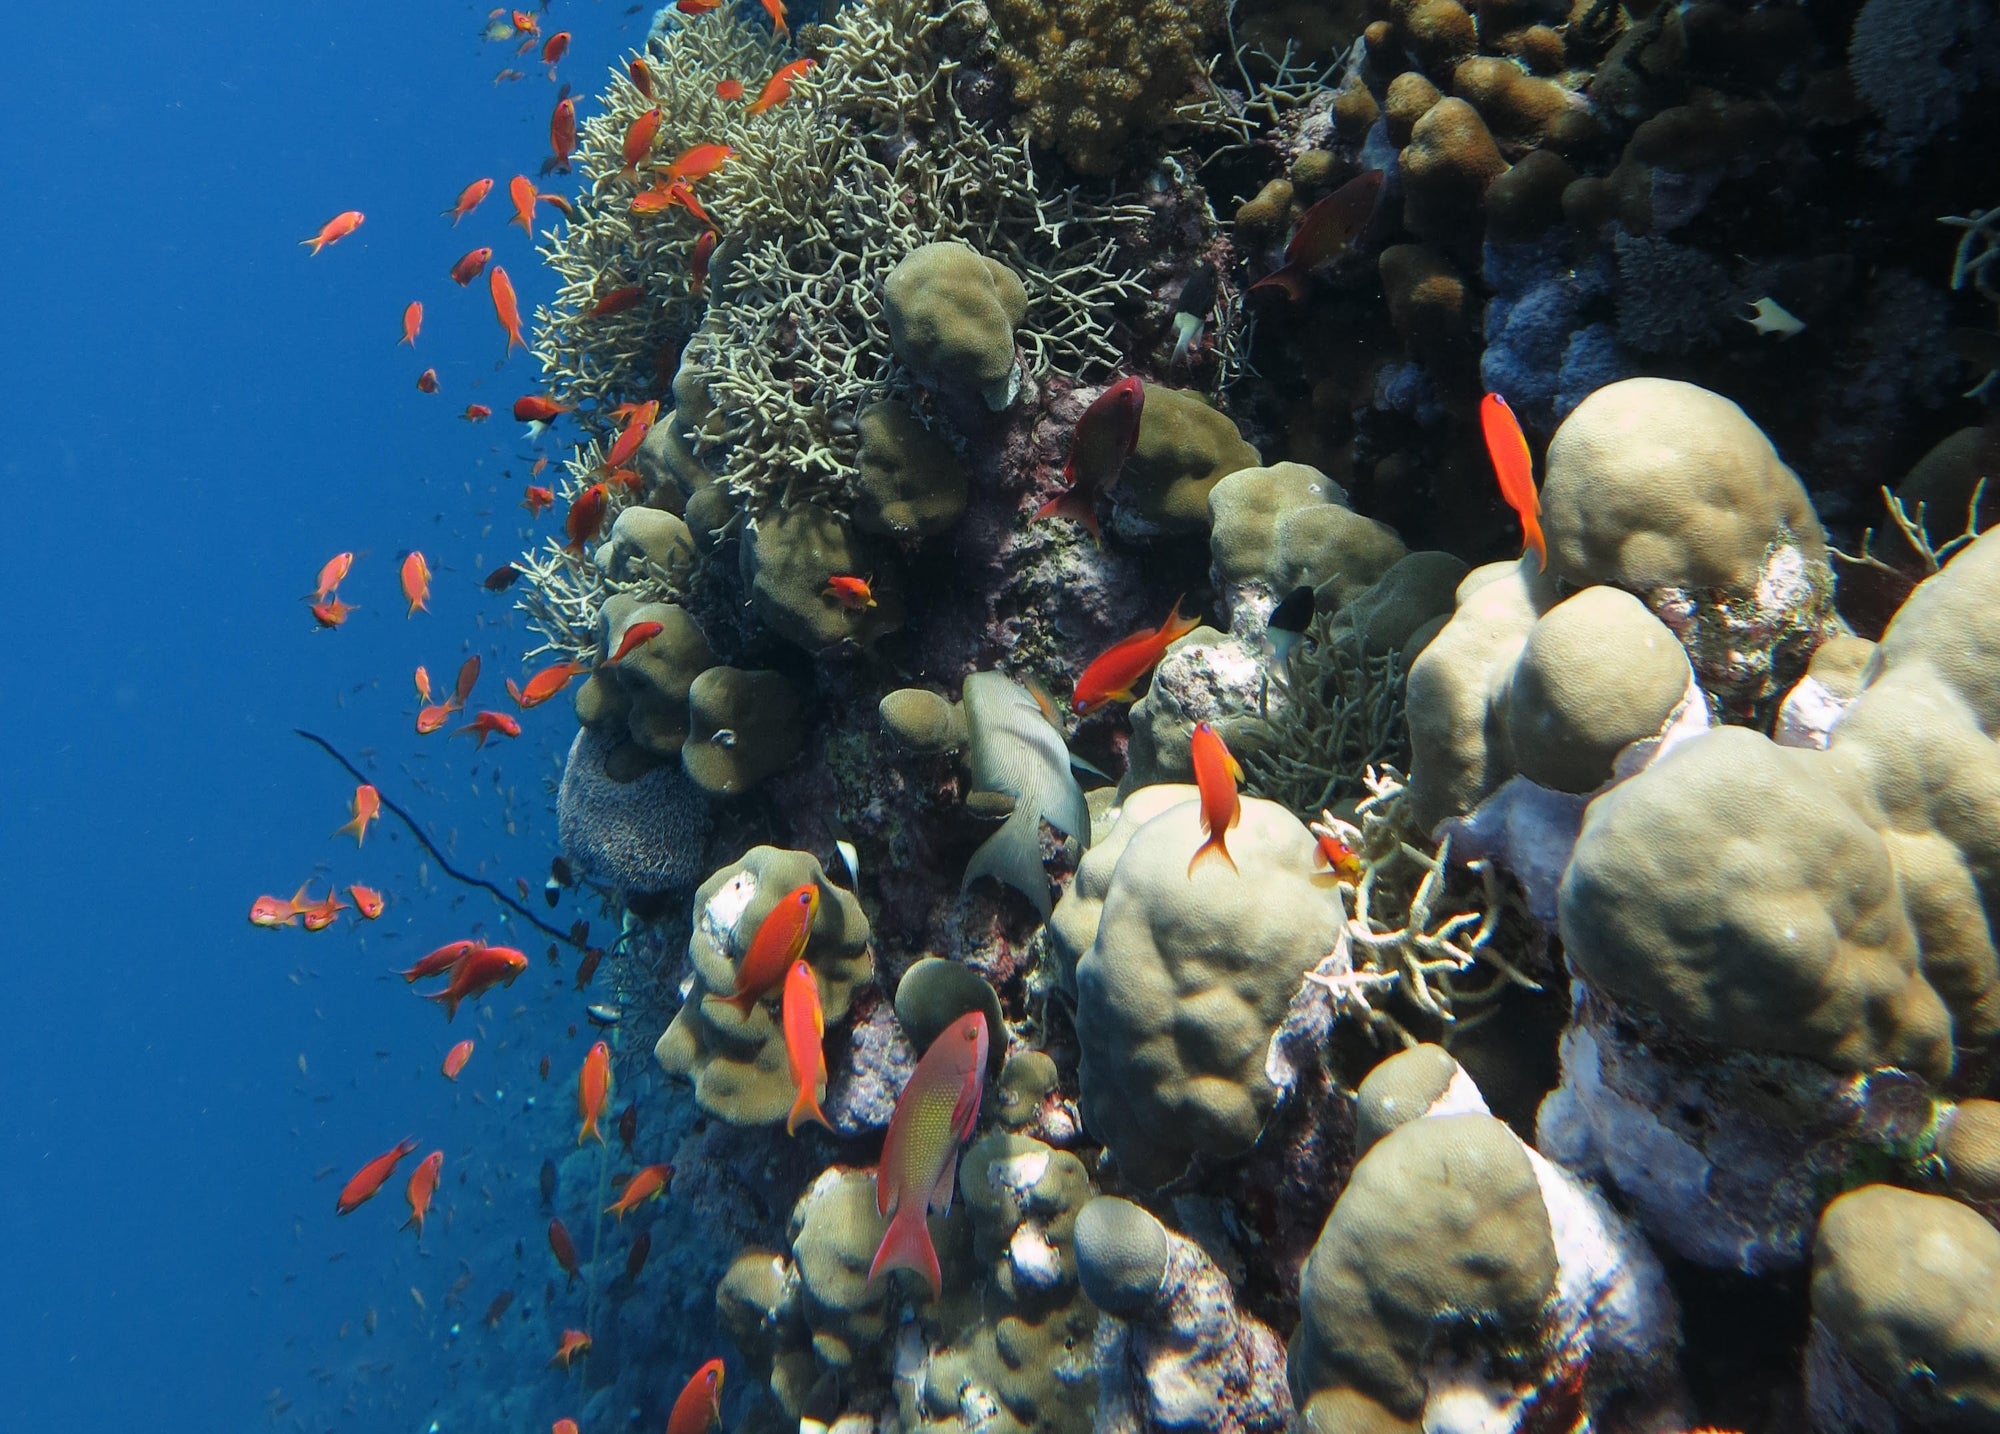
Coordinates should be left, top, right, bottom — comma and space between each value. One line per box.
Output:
556, 726, 711, 896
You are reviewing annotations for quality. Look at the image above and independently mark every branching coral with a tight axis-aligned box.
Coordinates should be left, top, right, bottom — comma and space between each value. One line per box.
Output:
1236, 615, 1408, 818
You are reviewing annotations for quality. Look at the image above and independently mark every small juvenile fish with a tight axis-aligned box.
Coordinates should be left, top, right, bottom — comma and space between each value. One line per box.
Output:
548, 1217, 580, 1284
442, 178, 493, 225
1479, 392, 1545, 570
398, 301, 422, 347
822, 574, 876, 610
441, 1039, 474, 1080
1072, 597, 1198, 714
483, 1289, 514, 1327
400, 551, 432, 616
1187, 722, 1243, 877
577, 1040, 612, 1145
714, 78, 743, 101
415, 368, 440, 393
1170, 261, 1217, 368
549, 1329, 591, 1370
335, 1138, 418, 1215
490, 266, 526, 355
310, 598, 356, 628
746, 58, 814, 116
1035, 376, 1143, 539
605, 1164, 673, 1220
667, 1359, 725, 1434
450, 247, 493, 286
1249, 168, 1384, 301
334, 784, 381, 845
300, 210, 364, 255
716, 884, 819, 1017
348, 884, 385, 920
606, 620, 665, 664
461, 403, 492, 422
455, 710, 522, 748
402, 1151, 444, 1238
522, 485, 555, 517
783, 959, 830, 1135
870, 1012, 988, 1299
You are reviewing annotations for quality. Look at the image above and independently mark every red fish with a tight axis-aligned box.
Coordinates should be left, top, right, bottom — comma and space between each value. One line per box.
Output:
622, 108, 664, 177
301, 210, 364, 255
334, 784, 381, 845
484, 563, 522, 591
550, 1329, 592, 1370
491, 266, 526, 355
676, 0, 721, 11
401, 551, 432, 616
565, 483, 611, 553
605, 1164, 673, 1219
399, 301, 422, 347
454, 656, 480, 706
522, 485, 555, 516
510, 9, 539, 37
508, 661, 590, 709
746, 58, 814, 116
416, 369, 440, 394
515, 394, 574, 434
483, 1289, 515, 1327
823, 574, 876, 610
870, 1011, 988, 1299
606, 620, 665, 664
717, 884, 819, 1018
664, 143, 733, 186
578, 1041, 612, 1145
442, 1039, 474, 1080
455, 710, 523, 748
425, 945, 529, 1020
314, 552, 353, 602
549, 96, 577, 172
1480, 392, 1546, 571
1249, 168, 1385, 301
403, 1151, 444, 1237
549, 1217, 581, 1284
666, 1360, 725, 1434
601, 401, 658, 471
462, 403, 492, 422
349, 884, 385, 920
310, 598, 356, 628
335, 1137, 419, 1215
1072, 597, 1199, 714
783, 959, 830, 1135
760, 0, 788, 36
630, 57, 656, 95
300, 888, 349, 931
443, 177, 494, 225
589, 284, 645, 317
541, 31, 569, 66
690, 229, 718, 296
555, 1421, 580, 1434
1188, 721, 1243, 876
509, 175, 539, 232
416, 702, 457, 734
451, 247, 493, 286
248, 882, 312, 929
402, 940, 478, 984
1035, 376, 1143, 539
715, 78, 743, 101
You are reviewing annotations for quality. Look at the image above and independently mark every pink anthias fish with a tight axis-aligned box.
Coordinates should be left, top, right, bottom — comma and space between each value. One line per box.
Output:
867, 1010, 989, 1300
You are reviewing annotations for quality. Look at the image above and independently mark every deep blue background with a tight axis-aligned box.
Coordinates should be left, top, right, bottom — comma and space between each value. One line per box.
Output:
3, 4, 662, 1426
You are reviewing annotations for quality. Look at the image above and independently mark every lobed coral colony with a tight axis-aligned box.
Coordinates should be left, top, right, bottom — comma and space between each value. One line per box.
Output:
498, 0, 2000, 1428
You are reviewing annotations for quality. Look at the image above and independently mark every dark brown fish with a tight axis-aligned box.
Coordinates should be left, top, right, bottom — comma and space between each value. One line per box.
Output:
618, 1103, 637, 1152
540, 1157, 557, 1211
540, 1055, 551, 1081
575, 948, 603, 990
549, 1217, 580, 1285
625, 1229, 651, 1282
483, 564, 522, 591
483, 1289, 514, 1328
1250, 168, 1385, 301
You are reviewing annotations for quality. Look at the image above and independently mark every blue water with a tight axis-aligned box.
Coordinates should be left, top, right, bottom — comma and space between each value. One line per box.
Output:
4, 5, 662, 1425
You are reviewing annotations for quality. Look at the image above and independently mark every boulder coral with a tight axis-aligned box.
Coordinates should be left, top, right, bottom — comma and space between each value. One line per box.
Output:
884, 242, 1031, 411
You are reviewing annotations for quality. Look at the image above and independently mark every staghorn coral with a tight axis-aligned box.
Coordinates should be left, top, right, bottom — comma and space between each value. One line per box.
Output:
1236, 615, 1409, 820
989, 0, 1228, 177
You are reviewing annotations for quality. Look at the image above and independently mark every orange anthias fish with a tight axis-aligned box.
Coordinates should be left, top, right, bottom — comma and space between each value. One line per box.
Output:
783, 959, 830, 1135
416, 702, 457, 735
402, 939, 478, 984
1035, 376, 1143, 539
299, 888, 349, 932
715, 78, 743, 101
663, 144, 733, 187
490, 266, 526, 355
402, 1151, 444, 1237
1187, 721, 1244, 876
554, 1421, 580, 1434
443, 177, 494, 225
451, 246, 493, 286
605, 1163, 673, 1219
1249, 168, 1385, 302
761, 0, 789, 36
549, 1329, 592, 1370
1072, 597, 1199, 714
823, 574, 876, 610
515, 394, 574, 434
334, 784, 381, 844
509, 175, 540, 232
510, 9, 539, 37
565, 483, 611, 553
335, 1137, 419, 1215
589, 284, 645, 317
314, 551, 354, 602
399, 301, 422, 347
629, 57, 656, 95
1480, 391, 1546, 571
1311, 816, 1364, 882
666, 1360, 725, 1434
522, 485, 555, 516
442, 1039, 474, 1080
349, 884, 385, 919
248, 882, 312, 928
301, 210, 364, 255
716, 883, 820, 1018
600, 399, 658, 471
606, 620, 665, 664
310, 598, 356, 628
414, 665, 434, 704
456, 710, 523, 748
549, 1217, 581, 1284
462, 403, 492, 422
416, 368, 440, 394
401, 551, 432, 616
621, 108, 664, 178
508, 660, 589, 709
542, 31, 570, 66
425, 945, 529, 1021
549, 96, 576, 172
577, 1040, 612, 1145
690, 229, 718, 296
746, 58, 814, 115
869, 1011, 989, 1300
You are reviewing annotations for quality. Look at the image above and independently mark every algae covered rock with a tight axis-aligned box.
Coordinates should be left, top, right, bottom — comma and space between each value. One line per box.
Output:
656, 847, 873, 1126
740, 500, 902, 652
1112, 385, 1261, 536
884, 242, 1029, 411
680, 666, 804, 797
854, 400, 967, 539
880, 686, 970, 754
1072, 788, 1342, 1190
1116, 624, 1265, 799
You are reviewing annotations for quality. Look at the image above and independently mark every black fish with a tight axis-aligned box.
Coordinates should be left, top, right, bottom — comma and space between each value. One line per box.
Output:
539, 1158, 556, 1211
1266, 585, 1318, 664
625, 1230, 651, 1283
1175, 261, 1217, 317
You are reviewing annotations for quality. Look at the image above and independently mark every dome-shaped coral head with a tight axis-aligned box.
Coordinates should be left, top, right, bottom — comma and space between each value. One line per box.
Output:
870, 1010, 990, 1301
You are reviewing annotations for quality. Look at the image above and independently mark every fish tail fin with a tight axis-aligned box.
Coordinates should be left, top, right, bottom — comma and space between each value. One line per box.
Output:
1524, 520, 1548, 573
867, 1199, 942, 1302
787, 1084, 831, 1137
962, 805, 1053, 918
333, 815, 363, 843
1188, 834, 1238, 878
1032, 491, 1100, 541
426, 990, 461, 1021
714, 989, 762, 1019
1249, 266, 1305, 302
1162, 596, 1200, 643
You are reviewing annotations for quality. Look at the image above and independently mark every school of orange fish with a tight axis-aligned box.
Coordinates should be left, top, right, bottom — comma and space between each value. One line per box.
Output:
262, 8, 1547, 1424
